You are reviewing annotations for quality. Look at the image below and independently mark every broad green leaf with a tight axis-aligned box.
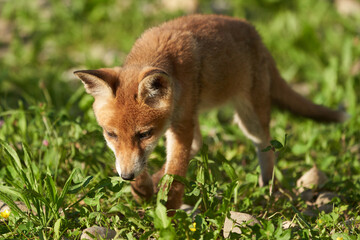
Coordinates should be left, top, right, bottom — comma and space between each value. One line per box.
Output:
222, 161, 237, 181
278, 230, 291, 240
188, 187, 200, 197
270, 140, 283, 149
196, 167, 205, 185
68, 175, 93, 194
245, 173, 258, 184
159, 228, 176, 240
83, 193, 102, 206
157, 174, 173, 205
261, 146, 272, 152
154, 203, 170, 229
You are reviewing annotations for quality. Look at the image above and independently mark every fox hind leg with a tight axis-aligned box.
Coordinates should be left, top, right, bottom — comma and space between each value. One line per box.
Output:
190, 119, 202, 158
233, 95, 274, 186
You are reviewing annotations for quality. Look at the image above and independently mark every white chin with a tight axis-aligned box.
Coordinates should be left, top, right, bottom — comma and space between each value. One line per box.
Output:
115, 159, 122, 177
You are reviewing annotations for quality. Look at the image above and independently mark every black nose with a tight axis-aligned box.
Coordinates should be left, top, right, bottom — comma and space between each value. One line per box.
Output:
121, 173, 135, 180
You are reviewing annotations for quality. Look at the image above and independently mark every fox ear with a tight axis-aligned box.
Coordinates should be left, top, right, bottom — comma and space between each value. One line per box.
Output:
74, 69, 118, 98
138, 70, 173, 108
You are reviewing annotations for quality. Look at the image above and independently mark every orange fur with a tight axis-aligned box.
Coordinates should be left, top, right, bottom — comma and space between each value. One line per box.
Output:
74, 14, 346, 211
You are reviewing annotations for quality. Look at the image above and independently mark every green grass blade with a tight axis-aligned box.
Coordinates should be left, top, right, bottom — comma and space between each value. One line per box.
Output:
22, 142, 37, 188
45, 174, 58, 204
0, 139, 22, 170
57, 168, 78, 209
21, 188, 59, 223
0, 186, 25, 199
22, 188, 51, 209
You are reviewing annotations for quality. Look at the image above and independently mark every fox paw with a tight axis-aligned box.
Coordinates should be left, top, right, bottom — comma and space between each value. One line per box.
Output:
130, 173, 154, 203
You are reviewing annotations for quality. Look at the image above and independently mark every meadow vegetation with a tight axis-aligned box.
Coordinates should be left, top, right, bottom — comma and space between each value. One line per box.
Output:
0, 0, 359, 239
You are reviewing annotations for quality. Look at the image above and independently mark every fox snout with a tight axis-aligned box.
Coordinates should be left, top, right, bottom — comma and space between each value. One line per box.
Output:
115, 158, 136, 181
115, 152, 146, 181
120, 172, 135, 181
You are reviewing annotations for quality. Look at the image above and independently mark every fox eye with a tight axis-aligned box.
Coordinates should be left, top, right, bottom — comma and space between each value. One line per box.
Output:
106, 131, 117, 139
137, 129, 153, 141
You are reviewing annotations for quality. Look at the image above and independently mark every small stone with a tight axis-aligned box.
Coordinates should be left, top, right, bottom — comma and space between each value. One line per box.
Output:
315, 192, 338, 206
223, 211, 260, 238
314, 192, 338, 214
0, 201, 29, 213
81, 226, 116, 240
297, 166, 328, 192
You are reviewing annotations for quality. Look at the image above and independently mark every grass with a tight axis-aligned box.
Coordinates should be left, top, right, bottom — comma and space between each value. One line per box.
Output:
0, 0, 359, 239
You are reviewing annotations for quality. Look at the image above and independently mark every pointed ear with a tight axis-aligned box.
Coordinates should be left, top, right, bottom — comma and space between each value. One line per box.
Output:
138, 69, 173, 108
74, 69, 118, 98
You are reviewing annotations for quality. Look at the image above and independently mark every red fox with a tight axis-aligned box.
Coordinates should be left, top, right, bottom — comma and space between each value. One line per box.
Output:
74, 15, 347, 211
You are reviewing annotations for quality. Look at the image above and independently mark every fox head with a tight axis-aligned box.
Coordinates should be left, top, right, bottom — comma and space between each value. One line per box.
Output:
74, 67, 174, 180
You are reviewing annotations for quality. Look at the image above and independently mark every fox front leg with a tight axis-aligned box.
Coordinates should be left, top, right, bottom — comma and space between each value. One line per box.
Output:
151, 119, 201, 193
130, 169, 154, 203
163, 121, 194, 212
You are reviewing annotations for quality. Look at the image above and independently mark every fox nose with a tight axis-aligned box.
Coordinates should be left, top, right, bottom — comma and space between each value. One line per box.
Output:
121, 172, 135, 181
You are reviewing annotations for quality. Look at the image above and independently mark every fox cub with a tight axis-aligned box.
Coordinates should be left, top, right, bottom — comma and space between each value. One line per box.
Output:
75, 15, 346, 211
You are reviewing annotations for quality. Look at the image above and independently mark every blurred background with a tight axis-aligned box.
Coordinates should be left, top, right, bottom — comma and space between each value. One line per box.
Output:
1, 0, 359, 111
